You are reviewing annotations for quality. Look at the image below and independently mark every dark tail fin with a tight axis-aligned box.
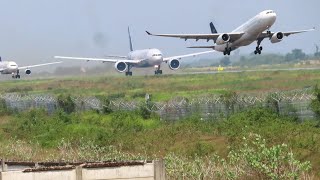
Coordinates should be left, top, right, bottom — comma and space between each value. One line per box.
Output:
0, 56, 2, 62
210, 22, 218, 34
128, 27, 134, 52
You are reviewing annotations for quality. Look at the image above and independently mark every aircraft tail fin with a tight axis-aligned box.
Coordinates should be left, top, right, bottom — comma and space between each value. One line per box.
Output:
210, 22, 218, 34
0, 56, 2, 62
128, 27, 134, 52
188, 46, 216, 50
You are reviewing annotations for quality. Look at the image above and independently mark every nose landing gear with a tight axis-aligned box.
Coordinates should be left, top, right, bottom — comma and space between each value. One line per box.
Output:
125, 65, 133, 76
154, 65, 162, 75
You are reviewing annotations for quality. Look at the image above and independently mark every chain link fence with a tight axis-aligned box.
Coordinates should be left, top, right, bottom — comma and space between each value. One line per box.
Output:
0, 88, 316, 121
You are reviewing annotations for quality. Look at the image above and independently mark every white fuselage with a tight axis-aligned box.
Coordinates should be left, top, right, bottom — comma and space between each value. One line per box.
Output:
0, 61, 19, 74
127, 48, 163, 68
214, 10, 277, 52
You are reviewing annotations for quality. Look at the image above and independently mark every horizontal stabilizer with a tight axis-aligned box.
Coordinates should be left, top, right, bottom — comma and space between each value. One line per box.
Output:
188, 46, 216, 49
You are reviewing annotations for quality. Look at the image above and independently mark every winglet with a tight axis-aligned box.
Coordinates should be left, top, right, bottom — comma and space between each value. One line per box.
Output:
146, 31, 152, 35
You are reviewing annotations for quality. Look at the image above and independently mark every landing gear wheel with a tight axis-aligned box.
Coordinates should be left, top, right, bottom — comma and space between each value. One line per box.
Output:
125, 72, 133, 76
155, 70, 163, 75
15, 75, 21, 79
224, 47, 231, 56
254, 46, 262, 55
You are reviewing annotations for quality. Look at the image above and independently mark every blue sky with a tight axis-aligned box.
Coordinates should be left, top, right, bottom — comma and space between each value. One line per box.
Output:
0, 0, 318, 65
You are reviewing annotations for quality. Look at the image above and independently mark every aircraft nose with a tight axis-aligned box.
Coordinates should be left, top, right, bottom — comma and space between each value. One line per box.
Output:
154, 56, 163, 61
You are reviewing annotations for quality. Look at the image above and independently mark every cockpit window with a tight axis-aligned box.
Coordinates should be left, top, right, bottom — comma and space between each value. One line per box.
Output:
266, 11, 274, 14
152, 54, 162, 57
10, 65, 17, 66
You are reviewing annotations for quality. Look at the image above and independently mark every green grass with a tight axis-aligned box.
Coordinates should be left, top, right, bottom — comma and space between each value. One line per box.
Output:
1, 70, 320, 101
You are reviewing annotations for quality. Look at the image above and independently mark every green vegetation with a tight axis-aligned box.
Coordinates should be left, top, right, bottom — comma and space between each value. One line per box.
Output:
1, 70, 320, 101
1, 69, 320, 178
0, 106, 319, 178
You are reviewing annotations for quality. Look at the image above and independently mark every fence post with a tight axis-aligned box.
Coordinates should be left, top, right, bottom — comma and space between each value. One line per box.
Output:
1, 159, 7, 172
154, 159, 166, 180
76, 166, 83, 180
0, 159, 2, 180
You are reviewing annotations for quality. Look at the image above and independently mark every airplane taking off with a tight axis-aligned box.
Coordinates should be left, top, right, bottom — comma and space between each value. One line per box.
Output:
55, 28, 214, 76
0, 57, 62, 79
146, 10, 315, 56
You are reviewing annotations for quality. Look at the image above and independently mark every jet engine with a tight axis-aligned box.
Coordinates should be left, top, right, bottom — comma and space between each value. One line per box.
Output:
216, 34, 230, 45
25, 69, 31, 75
168, 59, 180, 70
114, 61, 128, 73
270, 32, 284, 43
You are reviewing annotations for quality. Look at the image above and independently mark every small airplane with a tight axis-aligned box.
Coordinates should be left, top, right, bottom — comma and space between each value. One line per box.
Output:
146, 10, 315, 56
0, 57, 62, 79
55, 27, 214, 76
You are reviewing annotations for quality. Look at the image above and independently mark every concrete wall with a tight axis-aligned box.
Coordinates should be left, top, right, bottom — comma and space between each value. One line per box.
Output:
0, 161, 166, 180
82, 163, 154, 180
1, 170, 77, 180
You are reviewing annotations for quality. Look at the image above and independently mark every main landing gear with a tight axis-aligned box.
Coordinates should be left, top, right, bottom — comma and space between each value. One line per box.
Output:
254, 46, 263, 55
254, 38, 264, 55
125, 65, 133, 76
154, 65, 162, 75
223, 47, 232, 56
12, 70, 21, 79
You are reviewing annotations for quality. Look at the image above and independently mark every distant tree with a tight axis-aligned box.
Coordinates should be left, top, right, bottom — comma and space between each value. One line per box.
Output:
285, 49, 306, 62
220, 57, 231, 66
314, 44, 320, 58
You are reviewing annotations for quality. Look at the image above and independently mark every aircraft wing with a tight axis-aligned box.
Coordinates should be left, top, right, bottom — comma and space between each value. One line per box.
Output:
54, 56, 143, 64
0, 68, 7, 72
258, 28, 315, 39
18, 61, 63, 70
104, 55, 127, 59
163, 50, 215, 62
146, 31, 244, 42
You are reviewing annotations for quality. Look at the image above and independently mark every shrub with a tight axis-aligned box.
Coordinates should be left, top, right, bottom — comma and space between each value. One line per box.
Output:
310, 85, 320, 120
57, 94, 75, 113
165, 134, 312, 180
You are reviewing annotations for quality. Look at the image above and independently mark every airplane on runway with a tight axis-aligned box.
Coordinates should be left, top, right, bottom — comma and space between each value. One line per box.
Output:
146, 10, 315, 56
55, 28, 214, 76
0, 57, 62, 79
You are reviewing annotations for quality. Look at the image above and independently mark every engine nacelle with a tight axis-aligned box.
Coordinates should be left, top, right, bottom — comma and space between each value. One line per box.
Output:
270, 32, 284, 43
216, 34, 230, 45
25, 69, 31, 75
114, 61, 128, 73
168, 59, 180, 70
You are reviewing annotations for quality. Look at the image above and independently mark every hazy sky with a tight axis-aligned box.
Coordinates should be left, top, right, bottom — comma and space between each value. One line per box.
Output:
0, 0, 318, 66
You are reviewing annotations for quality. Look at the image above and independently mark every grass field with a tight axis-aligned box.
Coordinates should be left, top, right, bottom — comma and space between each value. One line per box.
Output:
1, 69, 320, 101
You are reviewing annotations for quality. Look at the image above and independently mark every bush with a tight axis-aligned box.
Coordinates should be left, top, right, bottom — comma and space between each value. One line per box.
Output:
57, 94, 75, 113
165, 134, 312, 180
0, 98, 11, 115
310, 85, 320, 120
